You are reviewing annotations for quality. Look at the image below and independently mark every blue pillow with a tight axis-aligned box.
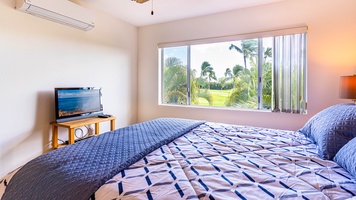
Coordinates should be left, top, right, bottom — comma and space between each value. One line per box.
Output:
298, 104, 356, 160
334, 137, 356, 178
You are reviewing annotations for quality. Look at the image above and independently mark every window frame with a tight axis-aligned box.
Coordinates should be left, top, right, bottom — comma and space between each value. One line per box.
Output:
159, 26, 307, 113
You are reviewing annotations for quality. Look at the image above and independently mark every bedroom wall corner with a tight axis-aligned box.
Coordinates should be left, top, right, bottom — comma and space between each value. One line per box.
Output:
0, 0, 138, 177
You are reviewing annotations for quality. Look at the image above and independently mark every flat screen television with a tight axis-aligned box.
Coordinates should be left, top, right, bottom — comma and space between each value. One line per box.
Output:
55, 87, 103, 122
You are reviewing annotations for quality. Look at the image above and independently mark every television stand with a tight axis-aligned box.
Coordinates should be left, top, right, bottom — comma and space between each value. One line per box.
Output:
50, 116, 116, 149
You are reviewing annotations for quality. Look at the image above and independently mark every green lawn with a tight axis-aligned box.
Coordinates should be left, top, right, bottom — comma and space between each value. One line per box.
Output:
195, 89, 231, 107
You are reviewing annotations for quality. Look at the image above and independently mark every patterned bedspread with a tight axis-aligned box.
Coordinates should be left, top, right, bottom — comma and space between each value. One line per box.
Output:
1, 121, 356, 200
1, 118, 204, 200
95, 122, 356, 200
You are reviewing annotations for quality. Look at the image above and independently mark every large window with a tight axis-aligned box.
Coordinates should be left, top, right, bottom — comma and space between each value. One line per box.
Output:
159, 27, 307, 113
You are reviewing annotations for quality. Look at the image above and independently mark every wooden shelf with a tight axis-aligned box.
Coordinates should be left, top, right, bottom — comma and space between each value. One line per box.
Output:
50, 116, 116, 149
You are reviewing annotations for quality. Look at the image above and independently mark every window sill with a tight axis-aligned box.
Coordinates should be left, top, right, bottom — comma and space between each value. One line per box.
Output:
158, 103, 272, 113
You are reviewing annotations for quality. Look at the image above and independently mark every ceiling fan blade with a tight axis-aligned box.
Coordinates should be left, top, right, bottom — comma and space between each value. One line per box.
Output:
135, 0, 149, 4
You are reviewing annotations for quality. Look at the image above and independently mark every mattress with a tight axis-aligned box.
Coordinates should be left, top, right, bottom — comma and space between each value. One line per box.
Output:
1, 121, 356, 199
94, 122, 356, 199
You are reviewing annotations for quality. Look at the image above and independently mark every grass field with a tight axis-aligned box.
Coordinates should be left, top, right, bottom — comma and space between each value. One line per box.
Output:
194, 89, 231, 107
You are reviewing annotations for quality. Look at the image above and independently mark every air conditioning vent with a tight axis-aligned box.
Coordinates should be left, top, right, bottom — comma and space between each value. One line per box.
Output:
16, 0, 95, 31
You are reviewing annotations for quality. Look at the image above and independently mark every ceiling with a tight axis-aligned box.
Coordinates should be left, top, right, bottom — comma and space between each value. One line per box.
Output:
83, 0, 287, 27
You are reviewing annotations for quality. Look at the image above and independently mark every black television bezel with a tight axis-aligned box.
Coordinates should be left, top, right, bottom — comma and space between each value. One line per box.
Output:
54, 87, 103, 122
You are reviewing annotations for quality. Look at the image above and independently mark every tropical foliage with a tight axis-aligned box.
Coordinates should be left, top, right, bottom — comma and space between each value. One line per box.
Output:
163, 57, 187, 104
163, 39, 273, 109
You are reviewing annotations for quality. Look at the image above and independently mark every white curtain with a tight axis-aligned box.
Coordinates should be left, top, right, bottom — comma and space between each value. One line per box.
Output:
272, 33, 307, 113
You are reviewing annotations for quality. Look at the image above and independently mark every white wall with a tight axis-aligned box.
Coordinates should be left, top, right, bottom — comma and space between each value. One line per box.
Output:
0, 0, 138, 177
137, 0, 356, 130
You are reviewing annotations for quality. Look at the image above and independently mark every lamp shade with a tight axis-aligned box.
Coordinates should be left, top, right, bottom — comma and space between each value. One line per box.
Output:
339, 75, 356, 100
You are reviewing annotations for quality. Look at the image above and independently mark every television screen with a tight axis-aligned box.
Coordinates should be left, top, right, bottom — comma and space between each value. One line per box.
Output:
55, 87, 103, 122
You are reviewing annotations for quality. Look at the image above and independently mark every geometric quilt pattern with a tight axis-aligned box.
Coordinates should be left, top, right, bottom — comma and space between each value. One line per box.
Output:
95, 122, 356, 200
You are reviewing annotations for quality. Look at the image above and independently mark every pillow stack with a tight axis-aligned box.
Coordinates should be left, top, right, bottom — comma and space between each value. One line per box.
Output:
334, 137, 356, 178
298, 103, 356, 177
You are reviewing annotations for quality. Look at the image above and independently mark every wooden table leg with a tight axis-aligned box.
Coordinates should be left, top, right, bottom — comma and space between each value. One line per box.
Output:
95, 123, 99, 135
110, 119, 115, 130
68, 128, 75, 144
52, 125, 58, 149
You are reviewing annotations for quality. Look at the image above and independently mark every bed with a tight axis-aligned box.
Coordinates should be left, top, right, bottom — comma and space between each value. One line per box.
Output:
1, 104, 356, 200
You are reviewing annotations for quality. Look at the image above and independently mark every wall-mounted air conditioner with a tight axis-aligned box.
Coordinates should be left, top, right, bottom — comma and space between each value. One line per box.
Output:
15, 0, 95, 31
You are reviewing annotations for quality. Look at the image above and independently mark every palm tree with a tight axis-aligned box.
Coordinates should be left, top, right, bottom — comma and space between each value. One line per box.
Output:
264, 47, 272, 60
163, 57, 187, 104
245, 47, 273, 109
262, 47, 273, 109
232, 64, 244, 76
165, 57, 183, 67
225, 77, 254, 108
225, 63, 258, 108
200, 61, 217, 89
231, 64, 244, 88
224, 68, 233, 81
191, 69, 214, 106
229, 40, 258, 70
218, 77, 227, 90
190, 69, 200, 104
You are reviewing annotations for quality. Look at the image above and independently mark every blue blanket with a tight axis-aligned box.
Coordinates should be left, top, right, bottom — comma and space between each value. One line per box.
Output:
2, 118, 204, 200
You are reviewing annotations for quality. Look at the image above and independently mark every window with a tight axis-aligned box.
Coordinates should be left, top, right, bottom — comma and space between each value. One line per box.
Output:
159, 27, 307, 113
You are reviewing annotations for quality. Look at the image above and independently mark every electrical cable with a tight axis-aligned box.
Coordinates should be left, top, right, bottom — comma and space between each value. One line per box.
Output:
58, 139, 65, 145
85, 125, 94, 136
75, 128, 88, 139
57, 126, 92, 145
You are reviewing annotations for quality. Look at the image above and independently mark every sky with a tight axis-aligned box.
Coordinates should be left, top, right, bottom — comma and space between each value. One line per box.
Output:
191, 42, 245, 78
162, 38, 273, 79
163, 42, 244, 79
